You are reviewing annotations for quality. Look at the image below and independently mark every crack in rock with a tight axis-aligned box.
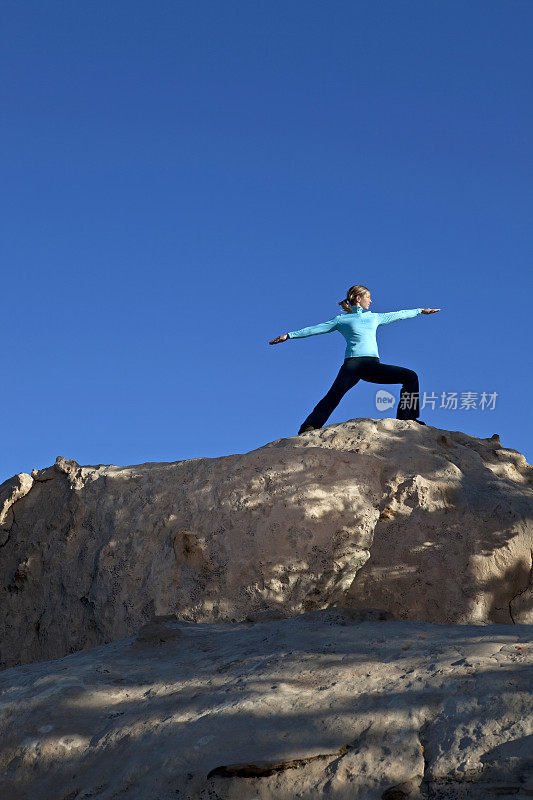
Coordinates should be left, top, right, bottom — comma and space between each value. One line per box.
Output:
207, 744, 352, 779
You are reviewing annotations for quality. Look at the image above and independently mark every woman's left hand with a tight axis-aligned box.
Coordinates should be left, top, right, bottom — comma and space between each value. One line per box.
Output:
421, 308, 441, 314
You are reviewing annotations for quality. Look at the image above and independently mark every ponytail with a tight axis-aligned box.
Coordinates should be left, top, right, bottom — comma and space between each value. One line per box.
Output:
337, 299, 353, 313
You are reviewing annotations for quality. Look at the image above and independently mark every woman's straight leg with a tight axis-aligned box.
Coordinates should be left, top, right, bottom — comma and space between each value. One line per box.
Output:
359, 360, 420, 420
298, 358, 366, 431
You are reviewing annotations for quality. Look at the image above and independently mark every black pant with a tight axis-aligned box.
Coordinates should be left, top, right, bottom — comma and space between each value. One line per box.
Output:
299, 356, 420, 432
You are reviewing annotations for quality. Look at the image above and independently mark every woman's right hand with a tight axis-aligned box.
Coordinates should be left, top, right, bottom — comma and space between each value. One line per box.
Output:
269, 334, 289, 345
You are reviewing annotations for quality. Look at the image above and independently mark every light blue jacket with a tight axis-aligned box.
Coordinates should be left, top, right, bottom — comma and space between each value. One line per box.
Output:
287, 306, 423, 359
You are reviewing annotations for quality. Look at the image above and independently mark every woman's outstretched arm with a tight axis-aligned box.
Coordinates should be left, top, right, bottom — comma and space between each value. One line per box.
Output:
269, 316, 339, 345
375, 308, 440, 325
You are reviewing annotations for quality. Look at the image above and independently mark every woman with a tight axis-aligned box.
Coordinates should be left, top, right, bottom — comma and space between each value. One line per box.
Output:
269, 284, 440, 434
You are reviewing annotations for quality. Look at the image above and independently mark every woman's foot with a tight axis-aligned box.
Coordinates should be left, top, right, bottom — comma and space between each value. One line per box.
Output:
298, 424, 316, 435
414, 419, 427, 425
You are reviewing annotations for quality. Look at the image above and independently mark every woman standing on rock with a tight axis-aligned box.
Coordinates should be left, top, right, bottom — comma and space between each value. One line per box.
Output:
269, 284, 440, 435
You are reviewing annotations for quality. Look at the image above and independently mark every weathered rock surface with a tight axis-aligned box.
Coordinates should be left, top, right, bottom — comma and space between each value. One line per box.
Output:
0, 609, 532, 800
0, 418, 532, 670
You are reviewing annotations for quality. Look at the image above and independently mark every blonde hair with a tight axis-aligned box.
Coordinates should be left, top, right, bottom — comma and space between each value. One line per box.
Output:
337, 285, 370, 313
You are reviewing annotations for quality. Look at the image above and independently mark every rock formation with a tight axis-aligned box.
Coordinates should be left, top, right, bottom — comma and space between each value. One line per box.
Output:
1, 418, 532, 799
0, 418, 532, 670
0, 609, 532, 800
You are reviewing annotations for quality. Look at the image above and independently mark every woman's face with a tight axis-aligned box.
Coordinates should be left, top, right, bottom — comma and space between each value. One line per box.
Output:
357, 291, 372, 309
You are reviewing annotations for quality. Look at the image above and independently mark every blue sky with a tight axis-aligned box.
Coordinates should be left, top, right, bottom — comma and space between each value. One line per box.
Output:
2, 0, 532, 483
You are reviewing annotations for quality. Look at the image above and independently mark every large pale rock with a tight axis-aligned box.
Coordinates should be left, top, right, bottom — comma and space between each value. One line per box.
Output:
0, 418, 532, 670
0, 610, 532, 800
0, 471, 33, 544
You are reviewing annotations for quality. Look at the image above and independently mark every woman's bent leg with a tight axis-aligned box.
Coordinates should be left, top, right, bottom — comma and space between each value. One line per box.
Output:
359, 361, 420, 420
299, 360, 362, 431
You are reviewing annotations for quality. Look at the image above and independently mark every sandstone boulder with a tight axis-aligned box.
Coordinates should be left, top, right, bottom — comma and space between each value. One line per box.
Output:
0, 418, 531, 669
0, 609, 531, 800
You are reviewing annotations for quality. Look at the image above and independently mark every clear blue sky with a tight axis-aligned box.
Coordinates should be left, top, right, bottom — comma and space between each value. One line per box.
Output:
2, 0, 532, 483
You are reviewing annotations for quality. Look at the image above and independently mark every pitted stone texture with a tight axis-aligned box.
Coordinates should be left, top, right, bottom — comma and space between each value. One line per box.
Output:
0, 611, 531, 800
0, 418, 531, 669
